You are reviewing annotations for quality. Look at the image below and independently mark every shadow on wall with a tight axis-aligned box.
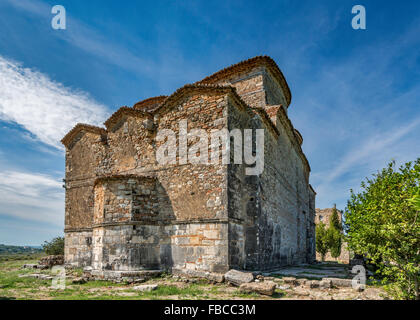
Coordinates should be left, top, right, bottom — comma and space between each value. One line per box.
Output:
94, 178, 176, 272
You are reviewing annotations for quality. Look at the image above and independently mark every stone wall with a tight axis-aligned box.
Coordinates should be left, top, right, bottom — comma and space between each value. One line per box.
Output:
64, 230, 92, 267
210, 66, 289, 113
94, 176, 159, 224
225, 94, 315, 270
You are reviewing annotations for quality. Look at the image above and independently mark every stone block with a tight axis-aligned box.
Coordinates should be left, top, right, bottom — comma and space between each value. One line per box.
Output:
72, 277, 87, 284
207, 272, 224, 283
319, 279, 332, 289
277, 284, 291, 290
203, 230, 219, 239
224, 269, 254, 286
282, 277, 299, 286
308, 280, 320, 288
239, 281, 277, 296
133, 284, 158, 292
326, 277, 353, 288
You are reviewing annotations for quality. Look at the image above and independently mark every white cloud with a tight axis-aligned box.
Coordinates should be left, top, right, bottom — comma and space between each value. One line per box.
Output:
0, 171, 64, 226
321, 117, 420, 186
281, 14, 420, 210
3, 0, 205, 93
0, 55, 109, 149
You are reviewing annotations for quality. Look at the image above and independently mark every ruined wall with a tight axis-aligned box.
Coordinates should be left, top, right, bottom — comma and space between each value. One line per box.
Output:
315, 207, 343, 226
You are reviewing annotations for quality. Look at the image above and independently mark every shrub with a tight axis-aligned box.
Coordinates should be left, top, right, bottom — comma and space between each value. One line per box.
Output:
327, 227, 342, 259
315, 222, 329, 261
345, 159, 420, 300
42, 237, 64, 255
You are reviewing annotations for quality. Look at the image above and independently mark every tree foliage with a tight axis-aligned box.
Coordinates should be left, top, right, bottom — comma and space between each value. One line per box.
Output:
315, 222, 329, 261
42, 237, 64, 256
328, 227, 342, 259
328, 206, 342, 258
345, 159, 420, 300
330, 206, 342, 231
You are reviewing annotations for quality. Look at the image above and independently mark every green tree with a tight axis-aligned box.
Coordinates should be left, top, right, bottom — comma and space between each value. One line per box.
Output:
42, 237, 64, 255
316, 222, 329, 261
328, 205, 342, 259
327, 227, 342, 259
345, 159, 420, 300
330, 206, 342, 231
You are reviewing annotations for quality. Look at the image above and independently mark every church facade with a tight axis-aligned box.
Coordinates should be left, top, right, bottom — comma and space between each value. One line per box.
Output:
61, 56, 316, 276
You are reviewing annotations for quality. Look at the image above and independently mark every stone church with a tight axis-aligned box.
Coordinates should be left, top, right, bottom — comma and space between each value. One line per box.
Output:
61, 56, 316, 277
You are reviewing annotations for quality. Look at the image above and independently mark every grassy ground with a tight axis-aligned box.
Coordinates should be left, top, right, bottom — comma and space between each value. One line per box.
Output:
0, 252, 44, 263
0, 257, 388, 300
0, 258, 286, 300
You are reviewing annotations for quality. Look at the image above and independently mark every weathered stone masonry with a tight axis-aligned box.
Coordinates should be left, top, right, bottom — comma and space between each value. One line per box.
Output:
61, 56, 316, 275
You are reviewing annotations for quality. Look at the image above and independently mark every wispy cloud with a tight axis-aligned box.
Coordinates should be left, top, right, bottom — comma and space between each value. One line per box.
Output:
0, 55, 109, 149
0, 171, 63, 226
3, 0, 204, 89
323, 118, 420, 185
282, 12, 420, 210
314, 116, 420, 203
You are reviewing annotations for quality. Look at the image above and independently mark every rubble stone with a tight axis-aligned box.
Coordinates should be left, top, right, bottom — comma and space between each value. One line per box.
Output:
38, 255, 64, 268
133, 284, 158, 292
326, 278, 353, 288
319, 279, 332, 289
308, 280, 320, 288
282, 277, 299, 286
225, 269, 254, 286
239, 281, 277, 296
72, 277, 87, 284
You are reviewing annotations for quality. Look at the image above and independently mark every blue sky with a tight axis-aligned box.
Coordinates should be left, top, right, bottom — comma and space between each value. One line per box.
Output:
0, 0, 419, 245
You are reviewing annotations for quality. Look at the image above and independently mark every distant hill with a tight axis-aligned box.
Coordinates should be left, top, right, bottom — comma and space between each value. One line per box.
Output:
0, 244, 43, 255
